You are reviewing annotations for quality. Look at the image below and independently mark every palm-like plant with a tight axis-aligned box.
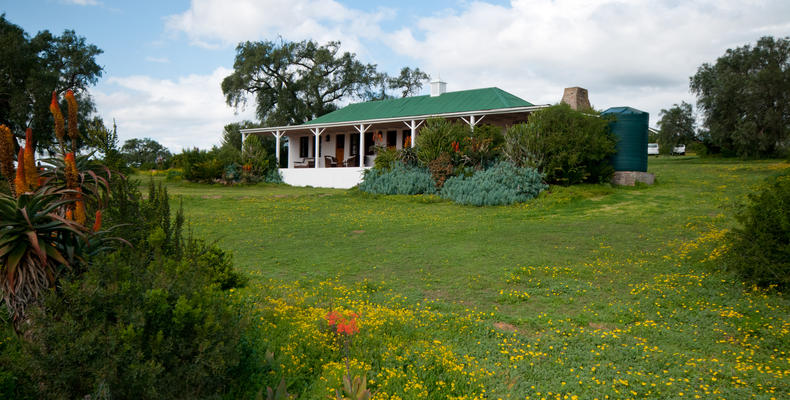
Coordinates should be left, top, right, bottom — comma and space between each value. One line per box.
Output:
0, 186, 86, 324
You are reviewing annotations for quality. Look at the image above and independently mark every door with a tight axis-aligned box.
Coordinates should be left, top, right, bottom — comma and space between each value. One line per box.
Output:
336, 134, 345, 165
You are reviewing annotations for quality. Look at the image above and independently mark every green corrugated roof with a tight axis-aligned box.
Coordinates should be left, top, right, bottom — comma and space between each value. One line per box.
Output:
303, 87, 533, 125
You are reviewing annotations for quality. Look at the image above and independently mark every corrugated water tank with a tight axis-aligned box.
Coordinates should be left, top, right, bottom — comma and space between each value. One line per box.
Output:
601, 106, 649, 172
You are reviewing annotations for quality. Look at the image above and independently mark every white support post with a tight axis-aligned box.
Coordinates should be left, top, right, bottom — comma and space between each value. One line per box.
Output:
403, 120, 423, 148
460, 114, 485, 129
271, 130, 283, 167
354, 124, 370, 167
241, 132, 247, 155
311, 128, 325, 168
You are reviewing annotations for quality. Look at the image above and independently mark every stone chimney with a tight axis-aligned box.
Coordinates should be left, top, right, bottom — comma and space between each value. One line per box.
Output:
430, 76, 447, 97
561, 87, 591, 111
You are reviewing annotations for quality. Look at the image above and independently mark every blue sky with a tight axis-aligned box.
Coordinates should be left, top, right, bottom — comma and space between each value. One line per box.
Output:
3, 0, 789, 151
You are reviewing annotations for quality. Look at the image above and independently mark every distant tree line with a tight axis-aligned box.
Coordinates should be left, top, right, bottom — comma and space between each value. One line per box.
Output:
659, 36, 789, 158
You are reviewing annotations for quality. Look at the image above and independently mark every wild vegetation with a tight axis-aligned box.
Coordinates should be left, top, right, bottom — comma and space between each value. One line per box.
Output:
114, 156, 789, 399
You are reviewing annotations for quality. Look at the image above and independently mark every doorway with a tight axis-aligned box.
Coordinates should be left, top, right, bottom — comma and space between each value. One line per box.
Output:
336, 134, 345, 166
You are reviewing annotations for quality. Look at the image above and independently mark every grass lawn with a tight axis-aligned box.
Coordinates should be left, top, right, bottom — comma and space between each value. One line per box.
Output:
138, 156, 790, 399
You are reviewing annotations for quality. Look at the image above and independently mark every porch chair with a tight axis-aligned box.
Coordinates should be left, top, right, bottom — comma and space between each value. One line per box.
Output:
324, 155, 338, 167
343, 155, 358, 167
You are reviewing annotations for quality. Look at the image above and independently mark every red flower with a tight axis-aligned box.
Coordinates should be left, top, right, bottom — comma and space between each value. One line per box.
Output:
92, 209, 102, 232
337, 318, 358, 335
325, 310, 359, 336
325, 310, 341, 326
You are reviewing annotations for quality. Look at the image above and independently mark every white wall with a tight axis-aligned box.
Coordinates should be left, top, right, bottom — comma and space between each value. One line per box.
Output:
280, 167, 367, 189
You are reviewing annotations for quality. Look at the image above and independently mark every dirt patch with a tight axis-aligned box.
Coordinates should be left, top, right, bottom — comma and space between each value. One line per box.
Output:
273, 194, 289, 198
588, 322, 616, 331
351, 230, 365, 234
201, 195, 222, 199
494, 322, 518, 332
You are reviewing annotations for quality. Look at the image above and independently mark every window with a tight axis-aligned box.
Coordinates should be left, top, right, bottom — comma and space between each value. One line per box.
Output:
387, 131, 397, 148
402, 129, 411, 148
365, 132, 375, 155
299, 136, 309, 158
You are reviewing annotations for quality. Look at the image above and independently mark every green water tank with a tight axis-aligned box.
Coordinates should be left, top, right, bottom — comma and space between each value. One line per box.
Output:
601, 106, 649, 172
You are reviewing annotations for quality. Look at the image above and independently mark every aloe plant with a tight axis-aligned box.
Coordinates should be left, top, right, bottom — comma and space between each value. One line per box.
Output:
0, 186, 85, 325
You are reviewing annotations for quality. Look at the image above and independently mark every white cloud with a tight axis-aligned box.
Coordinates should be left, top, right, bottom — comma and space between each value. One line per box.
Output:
144, 56, 170, 64
62, 0, 100, 5
93, 67, 256, 152
164, 0, 393, 54
386, 0, 790, 126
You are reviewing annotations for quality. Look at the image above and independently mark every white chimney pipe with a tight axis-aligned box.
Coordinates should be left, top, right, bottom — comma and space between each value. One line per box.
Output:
430, 76, 446, 97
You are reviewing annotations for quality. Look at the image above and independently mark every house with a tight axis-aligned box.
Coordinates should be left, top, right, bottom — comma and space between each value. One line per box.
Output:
241, 80, 548, 188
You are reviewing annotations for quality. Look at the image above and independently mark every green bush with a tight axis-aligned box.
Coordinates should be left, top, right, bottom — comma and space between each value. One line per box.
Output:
440, 161, 547, 206
373, 146, 399, 170
359, 162, 437, 195
459, 124, 504, 169
504, 104, 616, 185
724, 171, 790, 288
7, 244, 248, 400
416, 118, 467, 166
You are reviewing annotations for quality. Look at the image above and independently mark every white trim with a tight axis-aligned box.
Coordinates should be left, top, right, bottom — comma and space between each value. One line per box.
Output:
241, 104, 549, 135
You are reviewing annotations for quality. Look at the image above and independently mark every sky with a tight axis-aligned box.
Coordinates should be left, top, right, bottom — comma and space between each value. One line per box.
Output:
3, 0, 790, 151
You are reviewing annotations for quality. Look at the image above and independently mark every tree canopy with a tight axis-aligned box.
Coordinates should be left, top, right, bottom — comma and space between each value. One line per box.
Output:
657, 101, 696, 153
120, 138, 172, 169
690, 36, 790, 157
0, 14, 103, 153
221, 39, 428, 126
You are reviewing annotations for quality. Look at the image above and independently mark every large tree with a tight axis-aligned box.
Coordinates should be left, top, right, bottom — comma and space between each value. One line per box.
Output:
222, 39, 429, 126
657, 101, 696, 154
690, 36, 790, 157
222, 39, 380, 126
0, 14, 103, 153
120, 138, 172, 169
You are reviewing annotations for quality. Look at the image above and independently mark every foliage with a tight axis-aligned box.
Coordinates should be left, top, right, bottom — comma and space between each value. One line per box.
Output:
724, 171, 790, 288
372, 146, 399, 171
427, 153, 454, 189
386, 67, 429, 98
222, 39, 380, 126
0, 91, 117, 328
8, 243, 247, 400
83, 117, 126, 172
0, 14, 102, 153
458, 124, 504, 169
690, 36, 790, 157
177, 148, 222, 182
243, 134, 272, 176
0, 187, 88, 323
440, 161, 547, 206
222, 121, 260, 152
504, 104, 616, 185
396, 145, 419, 167
359, 162, 436, 195
121, 137, 172, 169
657, 101, 696, 154
415, 118, 468, 166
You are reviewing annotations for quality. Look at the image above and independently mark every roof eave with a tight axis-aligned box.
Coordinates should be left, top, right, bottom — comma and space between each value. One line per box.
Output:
241, 104, 550, 134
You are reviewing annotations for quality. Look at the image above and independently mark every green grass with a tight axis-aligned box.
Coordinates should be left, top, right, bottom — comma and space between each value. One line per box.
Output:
137, 157, 790, 399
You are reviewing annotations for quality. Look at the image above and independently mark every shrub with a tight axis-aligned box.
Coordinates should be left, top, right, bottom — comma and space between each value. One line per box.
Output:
427, 153, 454, 189
242, 135, 272, 176
440, 161, 547, 206
724, 171, 790, 288
10, 244, 248, 400
504, 104, 616, 185
263, 167, 283, 183
460, 124, 504, 169
359, 162, 436, 195
396, 146, 419, 167
373, 146, 399, 170
416, 118, 467, 166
